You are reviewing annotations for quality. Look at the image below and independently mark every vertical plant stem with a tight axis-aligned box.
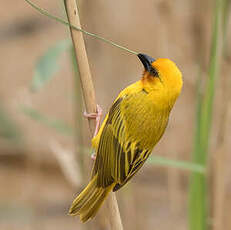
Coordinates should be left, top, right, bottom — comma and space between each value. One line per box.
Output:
189, 0, 224, 230
189, 65, 206, 230
70, 47, 86, 179
64, 0, 96, 134
63, 0, 123, 229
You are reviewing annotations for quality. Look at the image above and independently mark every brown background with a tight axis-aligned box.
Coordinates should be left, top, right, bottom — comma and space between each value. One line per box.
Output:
0, 0, 231, 230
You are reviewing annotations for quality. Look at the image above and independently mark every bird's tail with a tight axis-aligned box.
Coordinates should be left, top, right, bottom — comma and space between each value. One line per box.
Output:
69, 175, 114, 222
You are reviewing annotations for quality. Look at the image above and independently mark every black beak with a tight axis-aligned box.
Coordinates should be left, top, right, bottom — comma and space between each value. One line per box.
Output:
137, 53, 155, 72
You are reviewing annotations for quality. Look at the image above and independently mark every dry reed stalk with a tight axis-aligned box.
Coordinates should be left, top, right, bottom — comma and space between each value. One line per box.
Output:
63, 0, 123, 229
64, 0, 96, 134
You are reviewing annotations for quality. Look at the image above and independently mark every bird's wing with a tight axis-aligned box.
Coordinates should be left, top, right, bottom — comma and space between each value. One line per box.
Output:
92, 92, 152, 189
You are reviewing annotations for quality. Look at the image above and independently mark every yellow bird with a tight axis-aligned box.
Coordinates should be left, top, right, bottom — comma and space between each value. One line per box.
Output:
69, 53, 183, 222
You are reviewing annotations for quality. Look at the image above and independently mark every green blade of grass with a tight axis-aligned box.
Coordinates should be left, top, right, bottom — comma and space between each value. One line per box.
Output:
24, 0, 138, 55
0, 104, 21, 142
31, 39, 71, 92
148, 156, 205, 174
189, 1, 224, 230
189, 63, 206, 230
21, 105, 74, 136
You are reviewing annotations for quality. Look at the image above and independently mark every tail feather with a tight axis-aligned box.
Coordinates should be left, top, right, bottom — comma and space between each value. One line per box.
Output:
69, 175, 114, 222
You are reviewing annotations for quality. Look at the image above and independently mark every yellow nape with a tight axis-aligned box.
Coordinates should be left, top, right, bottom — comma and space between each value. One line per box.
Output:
152, 58, 183, 91
141, 58, 183, 106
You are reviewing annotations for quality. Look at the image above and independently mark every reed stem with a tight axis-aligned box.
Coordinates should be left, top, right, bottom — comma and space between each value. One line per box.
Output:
63, 0, 123, 229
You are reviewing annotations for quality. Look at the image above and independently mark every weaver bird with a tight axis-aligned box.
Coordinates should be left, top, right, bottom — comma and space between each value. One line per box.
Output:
69, 53, 183, 222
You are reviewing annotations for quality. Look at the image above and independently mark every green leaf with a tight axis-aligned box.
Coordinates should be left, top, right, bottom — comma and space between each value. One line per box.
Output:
148, 156, 205, 174
0, 104, 21, 142
31, 39, 71, 92
21, 106, 74, 136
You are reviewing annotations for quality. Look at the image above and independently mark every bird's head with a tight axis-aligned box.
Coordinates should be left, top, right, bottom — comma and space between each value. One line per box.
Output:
138, 53, 183, 103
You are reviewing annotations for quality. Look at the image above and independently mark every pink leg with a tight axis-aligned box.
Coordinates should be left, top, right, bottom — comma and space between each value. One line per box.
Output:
84, 105, 103, 160
84, 104, 103, 137
91, 154, 96, 160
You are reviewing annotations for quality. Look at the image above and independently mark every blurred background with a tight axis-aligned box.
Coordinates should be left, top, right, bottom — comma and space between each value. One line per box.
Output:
0, 0, 231, 229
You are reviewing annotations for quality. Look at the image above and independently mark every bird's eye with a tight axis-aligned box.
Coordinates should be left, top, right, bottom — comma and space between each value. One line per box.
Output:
149, 67, 159, 77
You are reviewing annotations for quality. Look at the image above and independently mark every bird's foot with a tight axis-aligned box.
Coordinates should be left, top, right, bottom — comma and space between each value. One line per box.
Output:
84, 104, 103, 137
84, 105, 102, 161
91, 152, 96, 161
